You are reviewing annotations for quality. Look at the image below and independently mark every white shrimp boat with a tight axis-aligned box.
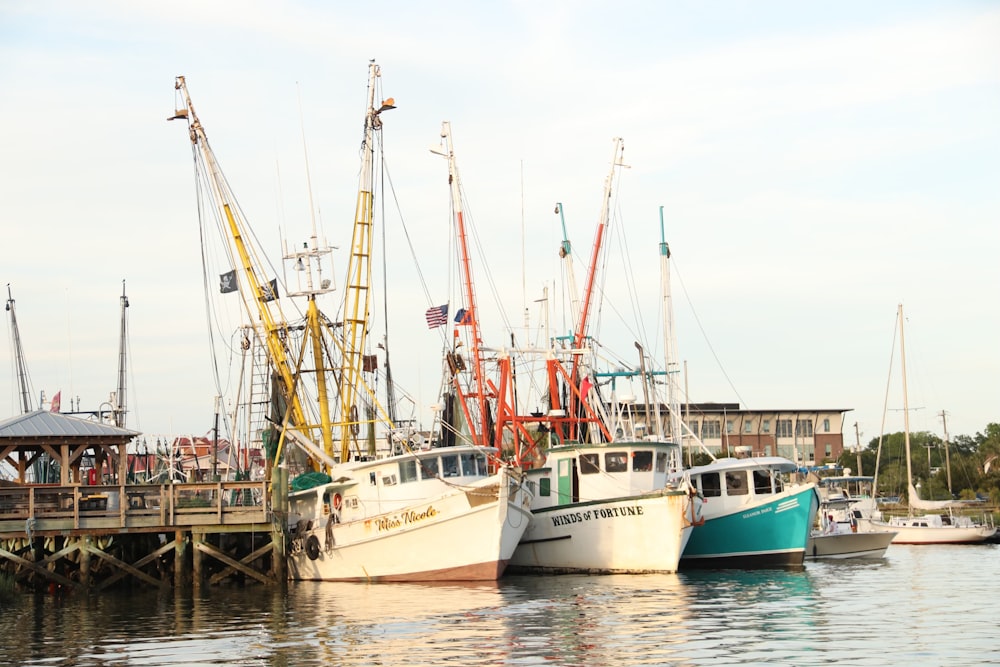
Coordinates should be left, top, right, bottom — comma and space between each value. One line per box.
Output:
172, 63, 532, 582
287, 445, 531, 581
511, 439, 696, 574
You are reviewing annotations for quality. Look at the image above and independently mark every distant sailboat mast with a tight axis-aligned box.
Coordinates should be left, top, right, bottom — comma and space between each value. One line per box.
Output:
5, 285, 35, 413
115, 280, 129, 428
899, 303, 914, 509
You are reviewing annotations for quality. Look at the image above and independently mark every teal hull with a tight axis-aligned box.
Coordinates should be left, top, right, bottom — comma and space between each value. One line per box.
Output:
681, 486, 818, 568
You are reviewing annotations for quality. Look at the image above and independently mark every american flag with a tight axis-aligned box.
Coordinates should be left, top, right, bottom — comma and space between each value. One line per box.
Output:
425, 304, 449, 328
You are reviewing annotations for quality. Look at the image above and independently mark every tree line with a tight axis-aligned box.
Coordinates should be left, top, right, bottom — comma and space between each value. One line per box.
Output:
835, 422, 1000, 504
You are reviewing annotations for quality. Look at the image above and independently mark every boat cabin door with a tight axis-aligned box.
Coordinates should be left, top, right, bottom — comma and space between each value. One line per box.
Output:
556, 457, 579, 504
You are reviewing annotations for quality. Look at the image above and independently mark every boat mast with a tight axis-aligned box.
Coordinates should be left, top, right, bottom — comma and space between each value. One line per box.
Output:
899, 303, 915, 509
5, 285, 35, 413
567, 138, 625, 440
555, 203, 582, 328
658, 206, 681, 444
114, 280, 129, 428
337, 61, 395, 461
171, 76, 331, 466
433, 122, 490, 446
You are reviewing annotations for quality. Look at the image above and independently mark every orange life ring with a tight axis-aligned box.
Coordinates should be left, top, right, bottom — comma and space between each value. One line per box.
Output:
332, 493, 343, 511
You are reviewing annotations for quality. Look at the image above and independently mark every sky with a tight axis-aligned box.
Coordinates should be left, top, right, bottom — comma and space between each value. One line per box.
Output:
1, 1, 998, 446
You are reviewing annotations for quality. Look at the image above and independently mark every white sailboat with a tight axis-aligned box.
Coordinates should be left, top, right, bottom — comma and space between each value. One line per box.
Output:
860, 304, 995, 545
172, 64, 532, 582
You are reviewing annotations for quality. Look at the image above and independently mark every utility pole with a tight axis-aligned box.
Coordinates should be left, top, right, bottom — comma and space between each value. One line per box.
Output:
853, 422, 863, 476
940, 409, 952, 496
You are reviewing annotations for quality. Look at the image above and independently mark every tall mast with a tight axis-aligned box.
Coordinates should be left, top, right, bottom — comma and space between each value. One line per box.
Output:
568, 138, 625, 439
433, 122, 490, 446
899, 303, 914, 507
338, 61, 394, 461
115, 280, 129, 428
658, 206, 680, 444
171, 76, 331, 465
555, 203, 582, 328
5, 285, 34, 413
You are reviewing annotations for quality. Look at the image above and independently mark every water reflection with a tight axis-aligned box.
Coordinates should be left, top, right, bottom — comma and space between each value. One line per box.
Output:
2, 546, 996, 666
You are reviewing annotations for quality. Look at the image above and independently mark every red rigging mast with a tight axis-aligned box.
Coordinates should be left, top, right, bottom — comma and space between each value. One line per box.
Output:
431, 122, 492, 447
565, 138, 626, 441
490, 141, 627, 465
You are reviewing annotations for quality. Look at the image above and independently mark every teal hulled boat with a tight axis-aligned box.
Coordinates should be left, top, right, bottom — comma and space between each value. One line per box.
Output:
678, 456, 819, 568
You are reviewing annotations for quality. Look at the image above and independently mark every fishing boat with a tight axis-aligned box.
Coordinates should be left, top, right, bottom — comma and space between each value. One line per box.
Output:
171, 63, 532, 582
677, 456, 819, 567
858, 305, 996, 545
511, 438, 697, 574
421, 133, 694, 574
285, 444, 529, 580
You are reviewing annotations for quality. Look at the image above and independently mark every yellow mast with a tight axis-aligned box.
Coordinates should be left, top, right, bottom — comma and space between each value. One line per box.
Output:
171, 76, 333, 466
337, 61, 395, 461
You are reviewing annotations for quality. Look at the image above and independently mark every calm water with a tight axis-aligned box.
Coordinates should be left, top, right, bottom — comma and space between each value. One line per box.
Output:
2, 544, 997, 666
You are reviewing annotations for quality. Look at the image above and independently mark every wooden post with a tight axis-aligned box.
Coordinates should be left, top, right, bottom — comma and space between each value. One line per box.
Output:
174, 529, 187, 588
270, 467, 287, 582
192, 531, 203, 591
80, 535, 92, 589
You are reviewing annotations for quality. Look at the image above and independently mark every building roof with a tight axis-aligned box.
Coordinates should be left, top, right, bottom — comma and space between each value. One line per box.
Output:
0, 409, 139, 441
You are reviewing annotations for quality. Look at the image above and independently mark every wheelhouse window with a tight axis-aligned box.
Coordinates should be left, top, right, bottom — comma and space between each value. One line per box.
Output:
726, 470, 749, 496
752, 470, 773, 494
461, 453, 483, 476
580, 453, 600, 474
419, 456, 440, 480
605, 452, 628, 472
698, 472, 722, 497
632, 450, 653, 472
399, 459, 418, 483
655, 451, 668, 473
441, 454, 459, 477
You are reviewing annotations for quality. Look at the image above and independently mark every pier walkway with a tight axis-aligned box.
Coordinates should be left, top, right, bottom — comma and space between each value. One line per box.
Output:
0, 480, 284, 592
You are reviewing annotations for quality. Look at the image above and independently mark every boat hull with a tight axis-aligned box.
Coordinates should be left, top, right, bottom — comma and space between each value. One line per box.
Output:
806, 530, 896, 559
681, 485, 818, 568
861, 519, 996, 545
508, 491, 693, 574
287, 474, 532, 582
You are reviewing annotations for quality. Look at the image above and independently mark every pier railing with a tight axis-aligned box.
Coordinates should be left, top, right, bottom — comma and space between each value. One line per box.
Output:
0, 481, 270, 535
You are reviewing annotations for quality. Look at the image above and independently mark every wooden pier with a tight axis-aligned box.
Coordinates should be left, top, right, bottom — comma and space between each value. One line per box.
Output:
0, 479, 287, 593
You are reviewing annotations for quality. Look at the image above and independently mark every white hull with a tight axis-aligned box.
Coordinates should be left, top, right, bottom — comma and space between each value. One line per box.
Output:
859, 517, 996, 545
806, 530, 896, 559
287, 462, 533, 582
509, 491, 693, 574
